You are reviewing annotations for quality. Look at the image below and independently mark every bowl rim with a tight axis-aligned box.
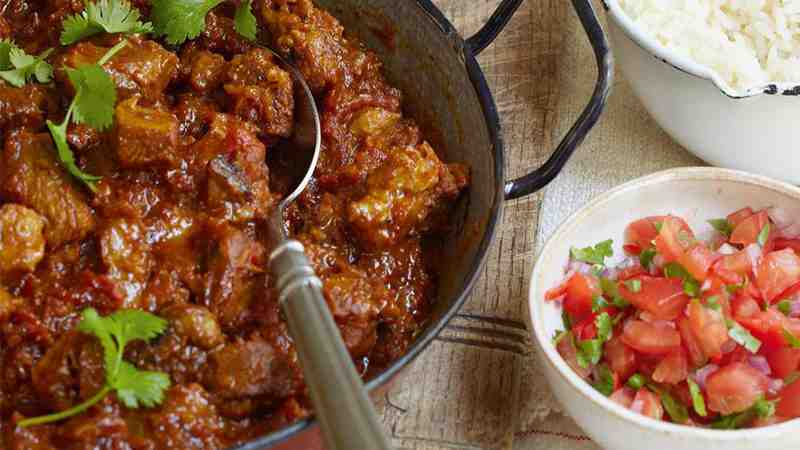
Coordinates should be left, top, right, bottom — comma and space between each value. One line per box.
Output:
602, 0, 800, 99
528, 166, 800, 439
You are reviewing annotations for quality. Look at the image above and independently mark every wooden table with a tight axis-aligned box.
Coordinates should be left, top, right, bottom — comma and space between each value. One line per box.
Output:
378, 1, 704, 449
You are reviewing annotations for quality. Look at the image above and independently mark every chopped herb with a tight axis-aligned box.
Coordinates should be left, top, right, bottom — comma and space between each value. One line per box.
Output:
570, 239, 614, 266
726, 283, 744, 295
728, 321, 762, 353
683, 279, 701, 298
654, 222, 664, 233
753, 398, 777, 419
47, 41, 127, 190
783, 328, 800, 349
778, 299, 793, 316
712, 410, 755, 430
60, 0, 153, 45
600, 278, 629, 308
627, 373, 645, 390
593, 364, 615, 396
757, 223, 771, 248
562, 310, 572, 331
639, 248, 657, 271
648, 383, 689, 424
624, 279, 642, 293
687, 379, 707, 417
0, 41, 53, 87
706, 295, 722, 312
708, 218, 734, 237
18, 308, 170, 427
592, 295, 609, 313
591, 264, 605, 277
233, 0, 257, 41
664, 262, 701, 297
576, 339, 603, 368
552, 330, 569, 345
595, 312, 612, 342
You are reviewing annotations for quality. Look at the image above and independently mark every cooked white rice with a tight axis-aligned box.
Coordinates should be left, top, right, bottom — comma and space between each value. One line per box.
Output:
618, 0, 800, 91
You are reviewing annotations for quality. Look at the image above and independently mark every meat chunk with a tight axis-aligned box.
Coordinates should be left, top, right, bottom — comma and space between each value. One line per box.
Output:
202, 224, 265, 328
180, 48, 227, 93
30, 331, 104, 412
223, 48, 294, 139
204, 335, 294, 400
0, 204, 46, 276
114, 96, 180, 168
347, 142, 453, 249
174, 94, 219, 139
142, 384, 225, 450
0, 84, 53, 132
0, 287, 21, 319
2, 131, 95, 248
57, 38, 179, 102
99, 218, 153, 306
192, 114, 275, 221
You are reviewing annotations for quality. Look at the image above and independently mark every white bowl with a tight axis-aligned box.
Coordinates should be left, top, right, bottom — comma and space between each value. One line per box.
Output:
527, 167, 800, 450
603, 1, 800, 185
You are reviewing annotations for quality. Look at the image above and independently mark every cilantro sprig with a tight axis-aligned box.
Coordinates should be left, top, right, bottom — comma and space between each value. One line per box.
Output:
61, 0, 153, 45
0, 41, 53, 87
708, 218, 734, 238
48, 40, 127, 191
711, 398, 776, 429
151, 0, 258, 45
576, 312, 613, 368
571, 239, 614, 266
18, 308, 170, 427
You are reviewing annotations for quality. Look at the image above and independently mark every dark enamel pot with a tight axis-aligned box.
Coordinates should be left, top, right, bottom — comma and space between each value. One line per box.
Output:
233, 0, 613, 448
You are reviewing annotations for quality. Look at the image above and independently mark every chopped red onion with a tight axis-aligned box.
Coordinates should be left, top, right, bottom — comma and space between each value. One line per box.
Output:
630, 398, 644, 414
718, 243, 738, 255
768, 378, 784, 396
790, 297, 800, 318
701, 279, 712, 292
745, 243, 762, 274
567, 260, 593, 275
769, 206, 800, 239
602, 266, 619, 281
692, 364, 719, 390
748, 355, 771, 376
650, 254, 665, 275
721, 338, 737, 354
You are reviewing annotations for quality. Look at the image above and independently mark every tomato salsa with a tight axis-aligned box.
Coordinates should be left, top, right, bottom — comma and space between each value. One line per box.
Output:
547, 208, 800, 428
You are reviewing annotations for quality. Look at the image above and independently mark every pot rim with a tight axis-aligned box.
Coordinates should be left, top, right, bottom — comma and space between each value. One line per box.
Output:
602, 0, 800, 99
228, 2, 507, 449
528, 166, 800, 440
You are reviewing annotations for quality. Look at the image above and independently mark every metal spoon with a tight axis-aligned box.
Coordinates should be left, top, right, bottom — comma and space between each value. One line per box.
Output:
262, 46, 394, 450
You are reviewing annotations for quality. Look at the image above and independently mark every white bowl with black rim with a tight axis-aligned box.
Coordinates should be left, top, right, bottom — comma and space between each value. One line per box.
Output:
602, 0, 800, 185
527, 167, 800, 450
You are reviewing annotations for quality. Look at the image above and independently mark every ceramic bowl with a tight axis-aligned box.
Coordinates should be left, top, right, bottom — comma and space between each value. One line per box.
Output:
602, 0, 800, 185
527, 167, 800, 450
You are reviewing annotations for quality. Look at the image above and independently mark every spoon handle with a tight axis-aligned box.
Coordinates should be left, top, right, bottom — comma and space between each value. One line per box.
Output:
269, 239, 393, 450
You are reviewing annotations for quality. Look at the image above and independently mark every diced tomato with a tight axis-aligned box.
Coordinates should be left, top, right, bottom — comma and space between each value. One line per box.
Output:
705, 362, 769, 415
679, 243, 718, 282
652, 350, 688, 384
631, 388, 664, 420
752, 416, 791, 427
727, 207, 755, 227
564, 273, 602, 321
719, 249, 754, 276
624, 243, 643, 255
655, 216, 696, 264
776, 380, 800, 418
619, 276, 689, 321
730, 210, 770, 249
686, 299, 729, 361
573, 316, 598, 341
625, 216, 686, 251
556, 332, 592, 379
622, 320, 681, 355
606, 336, 637, 380
544, 282, 567, 301
766, 346, 800, 379
712, 262, 745, 286
678, 316, 707, 368
774, 238, 800, 255
756, 248, 800, 302
734, 301, 787, 350
617, 263, 647, 281
610, 386, 635, 408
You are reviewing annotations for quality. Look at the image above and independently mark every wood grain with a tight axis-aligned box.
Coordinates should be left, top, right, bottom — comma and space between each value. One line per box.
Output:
380, 0, 703, 449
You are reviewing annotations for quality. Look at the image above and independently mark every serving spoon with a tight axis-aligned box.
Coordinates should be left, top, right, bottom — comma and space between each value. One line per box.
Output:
261, 46, 394, 450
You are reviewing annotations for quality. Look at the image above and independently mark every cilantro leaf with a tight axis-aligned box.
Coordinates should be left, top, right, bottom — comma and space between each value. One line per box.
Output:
114, 361, 171, 408
591, 295, 609, 313
595, 312, 612, 342
576, 339, 603, 368
753, 398, 777, 419
729, 321, 762, 353
627, 373, 645, 390
151, 0, 225, 45
687, 378, 707, 417
61, 0, 153, 45
593, 364, 615, 396
757, 223, 771, 248
18, 307, 170, 428
552, 330, 569, 345
624, 279, 641, 293
648, 383, 689, 424
664, 262, 701, 297
600, 277, 629, 308
47, 119, 103, 190
712, 397, 776, 429
234, 0, 258, 41
708, 218, 734, 237
778, 299, 793, 316
570, 239, 613, 266
784, 328, 800, 349
639, 248, 657, 271
706, 295, 722, 312
66, 64, 117, 130
0, 42, 53, 87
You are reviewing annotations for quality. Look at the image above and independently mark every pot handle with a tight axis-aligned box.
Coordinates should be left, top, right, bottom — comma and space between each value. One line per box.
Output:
466, 0, 614, 201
